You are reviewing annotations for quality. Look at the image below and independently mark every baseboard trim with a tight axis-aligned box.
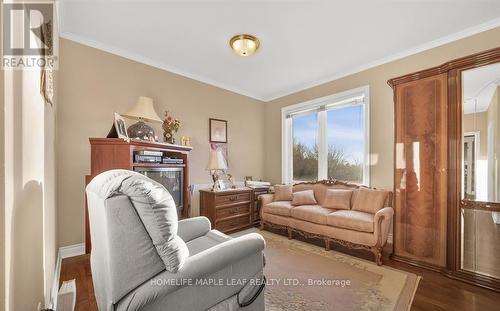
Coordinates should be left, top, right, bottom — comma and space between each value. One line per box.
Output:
59, 243, 85, 259
50, 243, 86, 309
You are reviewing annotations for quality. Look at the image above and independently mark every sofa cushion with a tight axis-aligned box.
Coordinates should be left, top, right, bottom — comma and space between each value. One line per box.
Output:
292, 190, 317, 206
290, 205, 333, 225
322, 189, 353, 210
352, 187, 388, 214
263, 201, 294, 217
274, 184, 293, 201
327, 210, 374, 233
312, 183, 357, 206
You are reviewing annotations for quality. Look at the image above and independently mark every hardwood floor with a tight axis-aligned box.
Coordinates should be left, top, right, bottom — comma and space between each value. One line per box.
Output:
60, 255, 97, 311
60, 246, 500, 311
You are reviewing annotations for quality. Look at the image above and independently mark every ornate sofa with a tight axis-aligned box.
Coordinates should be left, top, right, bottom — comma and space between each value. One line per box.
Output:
259, 180, 393, 265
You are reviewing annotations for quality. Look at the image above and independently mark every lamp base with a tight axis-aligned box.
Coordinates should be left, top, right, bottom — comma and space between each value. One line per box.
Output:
127, 120, 155, 140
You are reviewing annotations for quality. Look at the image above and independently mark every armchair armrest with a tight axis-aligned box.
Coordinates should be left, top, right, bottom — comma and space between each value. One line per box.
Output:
373, 207, 394, 247
185, 233, 265, 276
177, 216, 211, 242
259, 193, 274, 207
123, 233, 266, 304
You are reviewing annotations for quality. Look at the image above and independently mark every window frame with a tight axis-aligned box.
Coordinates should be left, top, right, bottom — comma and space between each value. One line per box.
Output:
281, 85, 370, 185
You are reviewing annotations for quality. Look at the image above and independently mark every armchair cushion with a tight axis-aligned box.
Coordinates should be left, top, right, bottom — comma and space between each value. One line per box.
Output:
88, 169, 189, 273
177, 216, 211, 243
327, 210, 374, 233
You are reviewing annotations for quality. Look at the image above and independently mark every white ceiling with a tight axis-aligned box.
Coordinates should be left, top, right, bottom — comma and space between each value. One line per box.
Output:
59, 0, 500, 101
463, 63, 500, 114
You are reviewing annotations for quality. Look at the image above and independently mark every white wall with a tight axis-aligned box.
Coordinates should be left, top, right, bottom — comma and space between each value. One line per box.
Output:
2, 13, 58, 311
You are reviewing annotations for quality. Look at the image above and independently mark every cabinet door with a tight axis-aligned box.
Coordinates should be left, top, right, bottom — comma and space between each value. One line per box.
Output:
394, 73, 448, 268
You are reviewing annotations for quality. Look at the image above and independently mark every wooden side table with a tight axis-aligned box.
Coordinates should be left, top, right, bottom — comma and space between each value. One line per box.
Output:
200, 187, 269, 233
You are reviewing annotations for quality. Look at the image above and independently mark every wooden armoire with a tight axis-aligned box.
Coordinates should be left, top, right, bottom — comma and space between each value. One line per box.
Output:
389, 74, 448, 270
388, 47, 500, 291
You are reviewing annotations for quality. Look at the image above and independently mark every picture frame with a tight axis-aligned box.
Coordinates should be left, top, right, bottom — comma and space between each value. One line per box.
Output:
215, 179, 227, 191
114, 112, 129, 139
215, 175, 232, 191
209, 118, 227, 143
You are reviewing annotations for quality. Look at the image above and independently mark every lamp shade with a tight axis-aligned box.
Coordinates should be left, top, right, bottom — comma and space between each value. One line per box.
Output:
123, 96, 162, 123
206, 150, 227, 171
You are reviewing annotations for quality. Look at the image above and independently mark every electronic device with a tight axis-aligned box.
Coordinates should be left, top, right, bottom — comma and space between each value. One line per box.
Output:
134, 154, 162, 163
162, 157, 184, 164
136, 150, 163, 157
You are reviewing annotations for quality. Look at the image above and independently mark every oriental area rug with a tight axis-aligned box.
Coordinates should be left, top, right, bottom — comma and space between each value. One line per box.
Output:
235, 229, 420, 311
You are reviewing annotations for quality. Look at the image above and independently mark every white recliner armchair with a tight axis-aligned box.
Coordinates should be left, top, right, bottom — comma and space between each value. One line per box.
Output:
86, 170, 266, 311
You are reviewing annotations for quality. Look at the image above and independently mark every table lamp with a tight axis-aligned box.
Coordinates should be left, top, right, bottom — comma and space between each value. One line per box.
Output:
123, 96, 163, 140
206, 149, 228, 191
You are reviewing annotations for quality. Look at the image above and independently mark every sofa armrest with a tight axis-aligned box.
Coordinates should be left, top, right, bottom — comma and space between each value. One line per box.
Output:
373, 207, 394, 247
259, 193, 274, 207
177, 216, 211, 242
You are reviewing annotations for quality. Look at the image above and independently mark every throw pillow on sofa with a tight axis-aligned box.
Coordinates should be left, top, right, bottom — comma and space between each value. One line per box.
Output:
274, 184, 293, 201
352, 187, 388, 214
322, 189, 353, 210
292, 190, 318, 206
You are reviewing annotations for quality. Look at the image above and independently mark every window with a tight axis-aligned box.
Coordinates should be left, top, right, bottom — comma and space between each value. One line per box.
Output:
282, 86, 369, 185
292, 111, 318, 181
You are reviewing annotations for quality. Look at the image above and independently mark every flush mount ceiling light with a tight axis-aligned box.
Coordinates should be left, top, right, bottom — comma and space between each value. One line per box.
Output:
229, 34, 260, 57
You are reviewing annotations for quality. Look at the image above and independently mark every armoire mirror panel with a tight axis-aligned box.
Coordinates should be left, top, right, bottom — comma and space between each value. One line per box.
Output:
461, 63, 500, 279
462, 63, 500, 202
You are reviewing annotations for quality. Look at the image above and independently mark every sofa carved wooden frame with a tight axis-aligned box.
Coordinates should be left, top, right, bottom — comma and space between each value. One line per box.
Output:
259, 179, 393, 266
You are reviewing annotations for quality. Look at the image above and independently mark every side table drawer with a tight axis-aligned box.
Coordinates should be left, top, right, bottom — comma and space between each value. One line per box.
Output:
216, 192, 251, 205
216, 204, 250, 219
216, 215, 250, 233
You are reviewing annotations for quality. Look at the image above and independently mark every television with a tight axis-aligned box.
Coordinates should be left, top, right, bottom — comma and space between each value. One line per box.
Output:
134, 167, 184, 216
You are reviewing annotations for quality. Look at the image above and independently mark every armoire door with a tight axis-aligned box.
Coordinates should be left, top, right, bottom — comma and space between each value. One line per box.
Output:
393, 73, 448, 269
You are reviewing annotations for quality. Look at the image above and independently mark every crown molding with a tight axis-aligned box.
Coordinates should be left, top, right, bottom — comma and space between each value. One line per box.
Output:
263, 17, 500, 101
59, 32, 267, 102
59, 16, 500, 103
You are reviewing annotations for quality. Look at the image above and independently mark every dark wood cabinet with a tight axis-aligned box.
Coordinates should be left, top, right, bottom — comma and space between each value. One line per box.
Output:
390, 74, 448, 269
85, 138, 192, 253
200, 188, 269, 233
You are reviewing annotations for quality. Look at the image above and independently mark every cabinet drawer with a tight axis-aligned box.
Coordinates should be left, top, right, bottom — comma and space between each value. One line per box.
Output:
215, 192, 251, 205
216, 204, 250, 219
216, 215, 250, 232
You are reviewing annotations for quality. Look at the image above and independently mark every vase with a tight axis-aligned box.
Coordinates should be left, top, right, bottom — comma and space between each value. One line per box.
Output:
163, 130, 175, 144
